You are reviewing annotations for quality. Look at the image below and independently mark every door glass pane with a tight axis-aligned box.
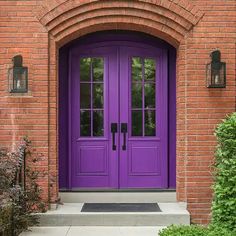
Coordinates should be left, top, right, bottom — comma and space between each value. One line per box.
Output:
80, 111, 91, 136
144, 58, 156, 81
145, 83, 155, 108
132, 57, 142, 82
132, 83, 142, 108
79, 57, 105, 138
132, 110, 143, 136
80, 84, 91, 108
145, 110, 156, 136
93, 111, 104, 136
93, 83, 103, 108
80, 58, 91, 81
92, 58, 104, 81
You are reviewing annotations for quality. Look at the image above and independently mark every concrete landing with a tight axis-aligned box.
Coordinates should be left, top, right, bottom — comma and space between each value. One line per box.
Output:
38, 202, 190, 226
59, 192, 177, 203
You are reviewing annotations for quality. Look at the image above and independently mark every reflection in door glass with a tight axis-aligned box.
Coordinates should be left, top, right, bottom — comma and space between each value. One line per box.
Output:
92, 58, 104, 81
80, 57, 104, 137
145, 110, 156, 136
93, 83, 103, 108
93, 111, 104, 136
132, 57, 142, 82
144, 59, 156, 81
132, 110, 143, 136
131, 57, 156, 137
132, 83, 142, 108
80, 111, 91, 136
80, 83, 91, 108
80, 58, 91, 81
144, 83, 155, 108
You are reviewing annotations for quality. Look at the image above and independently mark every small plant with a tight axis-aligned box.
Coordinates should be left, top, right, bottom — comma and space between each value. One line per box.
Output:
212, 112, 236, 232
159, 225, 234, 236
159, 225, 208, 236
0, 138, 46, 236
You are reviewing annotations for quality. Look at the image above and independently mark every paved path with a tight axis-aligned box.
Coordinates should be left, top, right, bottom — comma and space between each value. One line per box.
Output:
21, 226, 165, 236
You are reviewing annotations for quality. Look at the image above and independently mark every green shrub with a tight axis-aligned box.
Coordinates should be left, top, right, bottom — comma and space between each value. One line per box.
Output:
207, 225, 235, 236
159, 225, 208, 236
159, 225, 234, 236
160, 113, 236, 236
212, 112, 236, 232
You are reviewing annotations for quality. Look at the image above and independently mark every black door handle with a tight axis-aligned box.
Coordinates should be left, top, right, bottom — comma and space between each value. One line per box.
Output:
121, 123, 128, 151
111, 123, 118, 151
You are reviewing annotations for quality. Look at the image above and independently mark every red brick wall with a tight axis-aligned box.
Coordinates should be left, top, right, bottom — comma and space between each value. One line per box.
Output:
0, 0, 235, 224
0, 1, 50, 203
178, 0, 236, 223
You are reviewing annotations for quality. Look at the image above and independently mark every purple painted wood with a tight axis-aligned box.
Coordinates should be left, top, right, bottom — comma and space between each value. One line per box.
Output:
70, 46, 119, 189
168, 50, 176, 188
69, 42, 167, 189
119, 46, 168, 188
59, 31, 176, 190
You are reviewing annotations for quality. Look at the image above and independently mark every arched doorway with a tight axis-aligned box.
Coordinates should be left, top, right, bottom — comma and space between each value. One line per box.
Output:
59, 31, 176, 190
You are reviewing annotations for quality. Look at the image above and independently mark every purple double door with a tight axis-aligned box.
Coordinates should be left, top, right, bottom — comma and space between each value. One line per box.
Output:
70, 42, 168, 189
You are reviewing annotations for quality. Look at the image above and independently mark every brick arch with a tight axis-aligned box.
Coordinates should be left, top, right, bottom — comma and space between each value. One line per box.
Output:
39, 0, 205, 214
36, 0, 204, 47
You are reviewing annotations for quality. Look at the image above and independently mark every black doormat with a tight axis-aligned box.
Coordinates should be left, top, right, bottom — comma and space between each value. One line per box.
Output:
81, 203, 161, 212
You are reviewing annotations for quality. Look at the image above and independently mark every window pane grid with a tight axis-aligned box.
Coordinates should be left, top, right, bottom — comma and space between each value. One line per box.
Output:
80, 57, 104, 137
131, 57, 156, 137
132, 81, 155, 84
80, 81, 103, 84
80, 109, 104, 111
131, 108, 156, 111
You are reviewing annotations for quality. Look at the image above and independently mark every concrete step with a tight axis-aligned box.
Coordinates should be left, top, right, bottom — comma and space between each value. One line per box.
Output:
59, 191, 177, 203
38, 203, 190, 226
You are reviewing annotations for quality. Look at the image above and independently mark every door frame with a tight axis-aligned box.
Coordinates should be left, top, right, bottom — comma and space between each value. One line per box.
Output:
59, 31, 176, 191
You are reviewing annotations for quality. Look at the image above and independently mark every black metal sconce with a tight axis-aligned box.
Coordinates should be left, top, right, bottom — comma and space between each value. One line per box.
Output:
206, 50, 226, 88
8, 55, 28, 93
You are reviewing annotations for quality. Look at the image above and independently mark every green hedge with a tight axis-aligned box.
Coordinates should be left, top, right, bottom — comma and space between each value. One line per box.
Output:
159, 225, 207, 236
160, 112, 236, 236
159, 225, 234, 236
212, 112, 236, 231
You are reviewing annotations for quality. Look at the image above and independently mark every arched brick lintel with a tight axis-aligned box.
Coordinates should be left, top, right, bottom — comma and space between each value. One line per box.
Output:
35, 0, 204, 47
55, 20, 183, 48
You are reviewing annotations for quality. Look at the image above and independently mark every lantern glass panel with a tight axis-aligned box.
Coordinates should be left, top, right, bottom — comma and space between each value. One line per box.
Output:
206, 63, 226, 88
9, 67, 28, 93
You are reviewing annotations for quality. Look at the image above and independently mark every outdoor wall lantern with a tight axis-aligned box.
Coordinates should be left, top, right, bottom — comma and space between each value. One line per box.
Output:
206, 50, 226, 88
8, 55, 28, 93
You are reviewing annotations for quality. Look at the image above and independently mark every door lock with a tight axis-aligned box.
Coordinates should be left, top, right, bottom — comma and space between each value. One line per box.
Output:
121, 123, 128, 151
111, 123, 118, 151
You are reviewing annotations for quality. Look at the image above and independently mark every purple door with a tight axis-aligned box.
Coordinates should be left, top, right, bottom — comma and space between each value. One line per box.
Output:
70, 42, 168, 189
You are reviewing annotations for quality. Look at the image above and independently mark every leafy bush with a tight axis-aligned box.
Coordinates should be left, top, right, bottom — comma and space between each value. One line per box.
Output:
0, 138, 46, 236
160, 113, 236, 236
159, 225, 234, 236
159, 225, 208, 236
207, 225, 235, 236
212, 112, 236, 232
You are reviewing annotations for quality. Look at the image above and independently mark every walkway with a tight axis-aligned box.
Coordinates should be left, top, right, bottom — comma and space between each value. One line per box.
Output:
21, 226, 165, 236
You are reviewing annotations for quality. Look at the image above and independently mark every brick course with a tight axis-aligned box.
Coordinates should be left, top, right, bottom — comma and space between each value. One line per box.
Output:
0, 0, 235, 224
